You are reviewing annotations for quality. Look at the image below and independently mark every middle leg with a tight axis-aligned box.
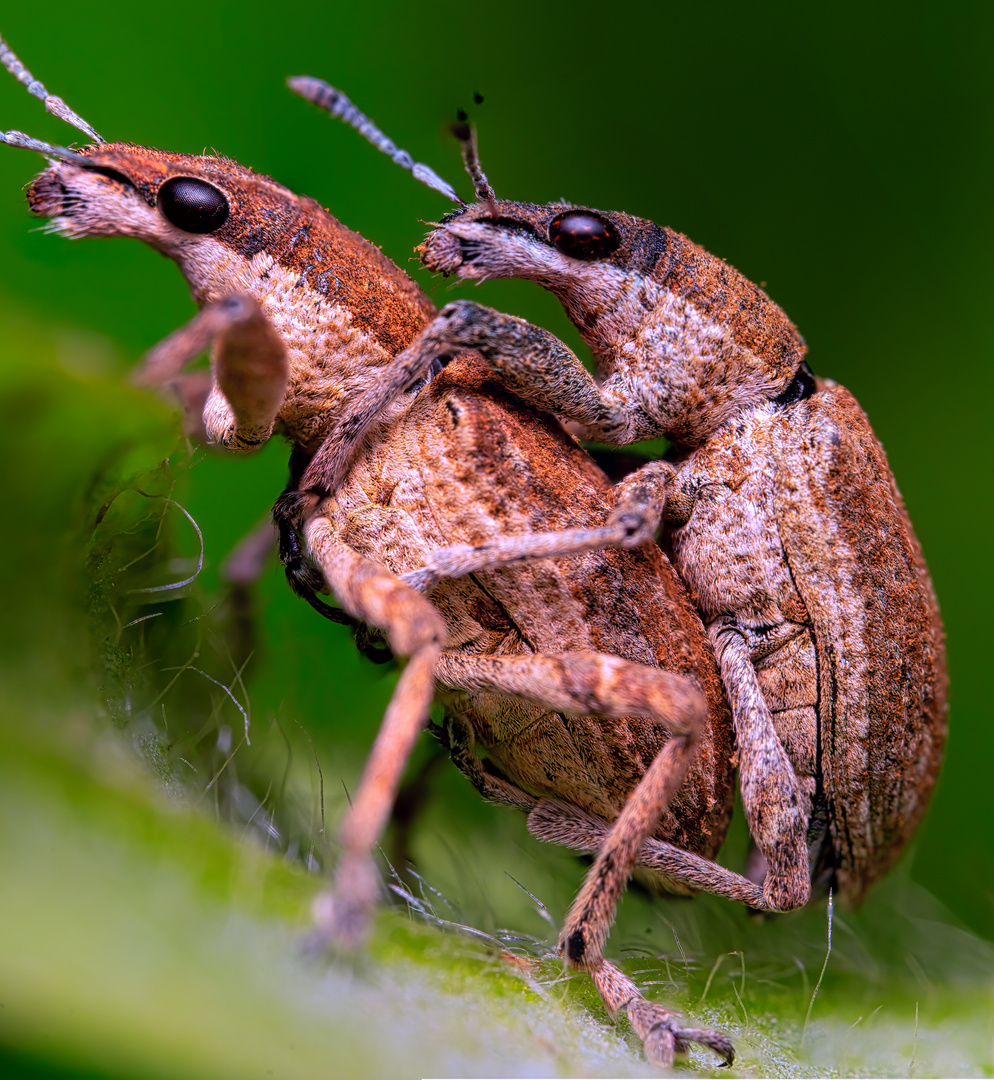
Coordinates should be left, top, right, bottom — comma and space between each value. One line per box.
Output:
440, 723, 766, 910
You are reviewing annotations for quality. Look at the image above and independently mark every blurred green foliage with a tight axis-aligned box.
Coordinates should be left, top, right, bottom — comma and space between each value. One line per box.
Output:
0, 2, 991, 1076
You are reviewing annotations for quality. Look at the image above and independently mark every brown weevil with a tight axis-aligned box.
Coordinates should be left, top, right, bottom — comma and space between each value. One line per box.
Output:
408, 112, 949, 915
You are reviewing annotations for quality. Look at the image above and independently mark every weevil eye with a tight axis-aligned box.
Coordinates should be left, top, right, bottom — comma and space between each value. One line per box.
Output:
548, 210, 620, 260
157, 177, 230, 234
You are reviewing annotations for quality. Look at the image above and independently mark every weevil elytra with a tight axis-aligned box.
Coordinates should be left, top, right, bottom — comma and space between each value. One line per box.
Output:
402, 119, 949, 914
1, 36, 763, 1068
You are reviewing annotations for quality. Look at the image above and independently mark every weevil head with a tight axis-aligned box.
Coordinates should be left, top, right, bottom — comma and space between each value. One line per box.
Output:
419, 198, 633, 284
28, 141, 433, 336
421, 199, 808, 445
26, 141, 436, 452
29, 144, 329, 302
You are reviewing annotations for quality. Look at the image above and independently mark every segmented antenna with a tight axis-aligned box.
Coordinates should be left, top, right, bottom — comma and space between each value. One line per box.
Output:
0, 34, 103, 143
452, 113, 497, 214
288, 76, 464, 205
0, 128, 79, 160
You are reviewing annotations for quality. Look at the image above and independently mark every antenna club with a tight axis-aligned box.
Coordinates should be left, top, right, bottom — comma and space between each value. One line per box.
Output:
287, 75, 343, 113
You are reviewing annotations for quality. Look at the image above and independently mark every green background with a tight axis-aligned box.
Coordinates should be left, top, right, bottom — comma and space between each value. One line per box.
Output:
0, 1, 991, 1076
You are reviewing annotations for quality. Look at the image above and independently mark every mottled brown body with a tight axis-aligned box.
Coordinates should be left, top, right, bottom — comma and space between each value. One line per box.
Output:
420, 194, 947, 912
326, 356, 732, 856
669, 382, 945, 900
14, 110, 736, 1064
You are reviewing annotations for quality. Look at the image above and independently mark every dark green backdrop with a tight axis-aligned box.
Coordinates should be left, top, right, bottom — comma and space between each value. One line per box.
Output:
0, 0, 990, 946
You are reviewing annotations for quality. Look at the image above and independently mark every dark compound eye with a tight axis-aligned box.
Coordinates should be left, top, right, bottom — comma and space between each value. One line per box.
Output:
157, 176, 229, 234
549, 210, 620, 260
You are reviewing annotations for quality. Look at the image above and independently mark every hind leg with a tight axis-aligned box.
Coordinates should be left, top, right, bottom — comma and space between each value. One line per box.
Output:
437, 651, 733, 1066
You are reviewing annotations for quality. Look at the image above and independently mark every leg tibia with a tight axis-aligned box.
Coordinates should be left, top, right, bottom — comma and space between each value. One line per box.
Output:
712, 622, 811, 910
136, 294, 289, 452
303, 517, 445, 946
560, 733, 698, 967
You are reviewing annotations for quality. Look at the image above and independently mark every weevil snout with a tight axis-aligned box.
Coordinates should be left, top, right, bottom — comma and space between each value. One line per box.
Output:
26, 153, 135, 223
417, 221, 466, 274
420, 201, 592, 283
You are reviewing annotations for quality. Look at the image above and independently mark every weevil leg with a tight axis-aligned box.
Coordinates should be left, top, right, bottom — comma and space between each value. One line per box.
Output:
436, 650, 732, 1065
424, 299, 655, 444
304, 515, 446, 947
281, 431, 674, 639
711, 620, 811, 911
504, 631, 812, 916
439, 651, 703, 962
440, 712, 538, 811
398, 461, 674, 594
441, 722, 769, 909
526, 797, 768, 907
136, 293, 289, 452
293, 332, 451, 499
287, 298, 660, 518
286, 297, 617, 513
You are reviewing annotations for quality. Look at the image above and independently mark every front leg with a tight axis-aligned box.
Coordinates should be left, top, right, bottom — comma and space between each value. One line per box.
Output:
136, 294, 289, 452
280, 299, 667, 527
425, 299, 658, 444
286, 299, 648, 506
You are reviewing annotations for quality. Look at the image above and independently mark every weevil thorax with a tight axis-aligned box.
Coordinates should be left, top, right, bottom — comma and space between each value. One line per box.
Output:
420, 200, 807, 446
28, 143, 436, 452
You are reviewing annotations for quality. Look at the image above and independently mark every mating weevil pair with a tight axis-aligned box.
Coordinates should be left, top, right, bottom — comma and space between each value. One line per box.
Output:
2, 35, 946, 1070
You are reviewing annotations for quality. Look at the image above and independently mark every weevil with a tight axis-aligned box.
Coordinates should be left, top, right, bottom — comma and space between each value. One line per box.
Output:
391, 106, 948, 915
2, 37, 760, 1067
